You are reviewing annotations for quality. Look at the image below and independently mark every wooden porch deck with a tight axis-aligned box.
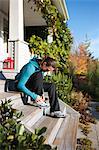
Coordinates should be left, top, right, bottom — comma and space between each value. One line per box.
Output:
0, 80, 80, 150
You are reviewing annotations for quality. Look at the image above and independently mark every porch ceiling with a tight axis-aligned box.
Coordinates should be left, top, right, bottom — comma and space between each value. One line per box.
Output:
0, 0, 9, 15
0, 0, 69, 26
24, 0, 46, 26
24, 0, 69, 26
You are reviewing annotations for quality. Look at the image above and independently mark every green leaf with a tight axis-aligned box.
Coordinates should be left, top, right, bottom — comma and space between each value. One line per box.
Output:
7, 135, 14, 140
18, 124, 25, 135
35, 127, 47, 136
31, 134, 38, 141
40, 144, 52, 150
38, 135, 45, 145
18, 135, 26, 143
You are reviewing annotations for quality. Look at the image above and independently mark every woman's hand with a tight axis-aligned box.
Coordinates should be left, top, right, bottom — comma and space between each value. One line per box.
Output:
35, 95, 45, 102
41, 95, 45, 102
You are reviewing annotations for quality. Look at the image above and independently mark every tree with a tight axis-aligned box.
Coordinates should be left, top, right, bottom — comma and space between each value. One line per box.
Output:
69, 42, 93, 75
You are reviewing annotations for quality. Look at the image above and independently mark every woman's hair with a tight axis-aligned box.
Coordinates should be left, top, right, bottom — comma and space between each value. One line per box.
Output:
43, 57, 56, 69
28, 45, 32, 49
28, 45, 33, 53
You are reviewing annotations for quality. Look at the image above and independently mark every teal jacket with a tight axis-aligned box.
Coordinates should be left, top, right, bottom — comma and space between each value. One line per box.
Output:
17, 57, 41, 100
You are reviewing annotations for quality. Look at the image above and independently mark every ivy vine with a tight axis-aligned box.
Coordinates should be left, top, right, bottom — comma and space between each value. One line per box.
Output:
28, 0, 73, 102
28, 0, 73, 69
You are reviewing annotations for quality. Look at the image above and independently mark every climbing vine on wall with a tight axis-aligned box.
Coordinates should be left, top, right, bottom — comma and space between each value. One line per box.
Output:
28, 0, 73, 71
28, 0, 73, 102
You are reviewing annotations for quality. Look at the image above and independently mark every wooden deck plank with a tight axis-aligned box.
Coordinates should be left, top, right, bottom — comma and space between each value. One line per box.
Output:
0, 80, 6, 92
32, 116, 58, 136
63, 115, 78, 150
30, 115, 64, 145
0, 92, 19, 99
0, 92, 21, 102
0, 91, 79, 149
63, 115, 74, 150
45, 117, 64, 145
71, 116, 79, 150
53, 115, 70, 147
14, 105, 37, 120
21, 108, 43, 126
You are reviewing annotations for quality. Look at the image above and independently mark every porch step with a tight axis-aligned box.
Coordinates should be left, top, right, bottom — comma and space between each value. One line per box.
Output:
0, 80, 6, 92
1, 71, 17, 79
0, 91, 80, 150
0, 92, 49, 129
0, 91, 21, 104
26, 103, 66, 145
53, 115, 79, 150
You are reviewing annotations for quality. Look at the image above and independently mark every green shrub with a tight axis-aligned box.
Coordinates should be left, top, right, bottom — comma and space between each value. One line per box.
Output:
76, 138, 94, 150
29, 34, 73, 104
29, 35, 72, 72
71, 60, 99, 101
87, 61, 99, 100
44, 72, 72, 104
0, 99, 56, 150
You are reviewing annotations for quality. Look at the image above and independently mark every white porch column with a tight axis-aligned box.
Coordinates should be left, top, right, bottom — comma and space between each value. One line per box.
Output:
0, 14, 3, 70
0, 11, 8, 70
9, 0, 24, 40
7, 0, 30, 76
0, 14, 3, 58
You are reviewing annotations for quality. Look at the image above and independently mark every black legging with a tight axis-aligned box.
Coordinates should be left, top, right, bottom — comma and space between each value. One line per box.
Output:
25, 71, 60, 112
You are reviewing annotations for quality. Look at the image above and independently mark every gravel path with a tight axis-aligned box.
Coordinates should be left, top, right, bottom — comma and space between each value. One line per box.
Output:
77, 102, 99, 150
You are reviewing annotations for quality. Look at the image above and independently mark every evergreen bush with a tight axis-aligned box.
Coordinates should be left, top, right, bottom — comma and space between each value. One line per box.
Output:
0, 99, 56, 150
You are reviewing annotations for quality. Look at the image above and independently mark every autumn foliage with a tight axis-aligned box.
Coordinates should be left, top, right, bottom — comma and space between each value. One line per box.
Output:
69, 43, 91, 75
